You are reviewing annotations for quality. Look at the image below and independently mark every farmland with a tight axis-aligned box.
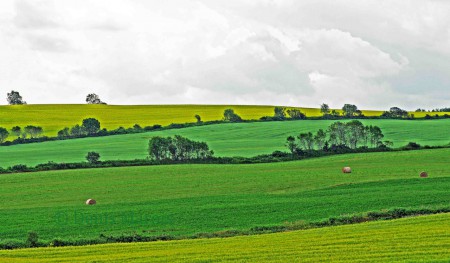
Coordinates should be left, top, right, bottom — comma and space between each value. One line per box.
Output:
1, 148, 449, 243
0, 213, 448, 262
0, 118, 449, 167
1, 104, 447, 137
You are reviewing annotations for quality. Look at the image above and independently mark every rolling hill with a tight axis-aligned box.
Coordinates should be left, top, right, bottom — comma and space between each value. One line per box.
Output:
0, 119, 449, 167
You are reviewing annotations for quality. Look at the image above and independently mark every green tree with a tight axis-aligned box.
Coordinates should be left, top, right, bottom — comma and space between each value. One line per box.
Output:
26, 231, 38, 248
195, 114, 202, 123
82, 118, 101, 134
346, 120, 365, 149
11, 126, 21, 137
85, 93, 106, 104
7, 90, 26, 105
0, 127, 9, 143
286, 109, 306, 120
274, 107, 286, 120
314, 129, 327, 149
223, 109, 242, 122
320, 103, 330, 116
342, 104, 359, 117
285, 136, 297, 154
86, 152, 100, 164
70, 124, 86, 136
24, 125, 43, 138
57, 127, 70, 138
297, 132, 314, 151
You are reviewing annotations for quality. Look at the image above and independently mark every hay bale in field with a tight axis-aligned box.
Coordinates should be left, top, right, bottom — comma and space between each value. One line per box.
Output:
420, 171, 428, 178
342, 167, 352, 173
85, 199, 96, 205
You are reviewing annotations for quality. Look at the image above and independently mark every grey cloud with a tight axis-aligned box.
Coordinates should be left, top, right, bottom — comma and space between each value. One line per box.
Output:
13, 0, 59, 29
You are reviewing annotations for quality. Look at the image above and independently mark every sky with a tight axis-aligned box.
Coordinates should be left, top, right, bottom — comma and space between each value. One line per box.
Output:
0, 0, 449, 110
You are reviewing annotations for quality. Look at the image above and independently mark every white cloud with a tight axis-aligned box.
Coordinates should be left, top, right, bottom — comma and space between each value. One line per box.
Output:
0, 0, 449, 110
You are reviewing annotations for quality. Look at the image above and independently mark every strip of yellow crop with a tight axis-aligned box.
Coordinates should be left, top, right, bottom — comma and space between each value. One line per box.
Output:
1, 213, 448, 262
2, 104, 444, 137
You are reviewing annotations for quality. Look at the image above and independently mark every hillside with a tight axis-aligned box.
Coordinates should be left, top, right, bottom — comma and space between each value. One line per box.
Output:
1, 119, 449, 167
2, 104, 444, 137
1, 148, 449, 242
1, 213, 448, 262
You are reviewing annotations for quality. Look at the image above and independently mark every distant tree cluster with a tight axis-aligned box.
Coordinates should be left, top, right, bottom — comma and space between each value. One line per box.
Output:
0, 125, 44, 142
286, 121, 389, 153
58, 118, 101, 138
381, 107, 410, 119
7, 90, 26, 105
148, 135, 213, 161
86, 94, 106, 104
223, 109, 242, 122
416, 107, 450, 112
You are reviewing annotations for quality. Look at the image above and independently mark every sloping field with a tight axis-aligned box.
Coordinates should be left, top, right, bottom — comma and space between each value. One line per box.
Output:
3, 104, 444, 137
0, 148, 449, 242
0, 104, 334, 136
1, 213, 449, 262
0, 119, 449, 167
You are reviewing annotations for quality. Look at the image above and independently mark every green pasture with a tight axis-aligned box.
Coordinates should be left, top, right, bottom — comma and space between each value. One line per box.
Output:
0, 119, 449, 167
0, 148, 449, 242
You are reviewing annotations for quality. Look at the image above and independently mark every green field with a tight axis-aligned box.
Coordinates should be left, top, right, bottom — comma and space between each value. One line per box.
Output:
1, 148, 449, 242
1, 119, 449, 167
3, 104, 446, 137
1, 213, 448, 262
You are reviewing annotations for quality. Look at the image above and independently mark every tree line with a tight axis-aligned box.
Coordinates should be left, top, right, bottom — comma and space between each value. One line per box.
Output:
0, 125, 44, 143
148, 135, 213, 161
286, 120, 391, 154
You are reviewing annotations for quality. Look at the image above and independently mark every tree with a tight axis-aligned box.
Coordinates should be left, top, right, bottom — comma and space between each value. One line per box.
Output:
346, 120, 365, 149
0, 127, 9, 143
57, 127, 70, 138
23, 125, 43, 138
86, 152, 100, 164
70, 124, 86, 136
11, 126, 21, 137
82, 118, 101, 134
320, 103, 330, 116
195, 114, 202, 123
368, 125, 384, 147
85, 93, 106, 104
148, 135, 213, 161
342, 104, 359, 117
7, 90, 26, 105
285, 136, 297, 154
297, 132, 314, 151
286, 109, 306, 120
26, 231, 38, 248
314, 129, 327, 150
381, 107, 408, 118
274, 107, 286, 120
223, 109, 242, 122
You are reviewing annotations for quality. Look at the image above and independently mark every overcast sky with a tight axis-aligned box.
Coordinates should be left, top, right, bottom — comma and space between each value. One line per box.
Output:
0, 0, 449, 109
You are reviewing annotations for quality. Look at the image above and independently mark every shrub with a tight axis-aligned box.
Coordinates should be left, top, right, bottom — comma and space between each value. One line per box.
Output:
26, 231, 39, 248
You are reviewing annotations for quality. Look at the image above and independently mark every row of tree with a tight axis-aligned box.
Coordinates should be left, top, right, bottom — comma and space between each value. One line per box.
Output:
57, 118, 101, 138
286, 121, 389, 153
5, 91, 106, 105
148, 135, 213, 161
0, 125, 44, 143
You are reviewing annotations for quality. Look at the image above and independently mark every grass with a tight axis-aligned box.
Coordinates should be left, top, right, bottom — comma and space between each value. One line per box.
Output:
0, 148, 449, 242
0, 213, 449, 262
0, 119, 449, 167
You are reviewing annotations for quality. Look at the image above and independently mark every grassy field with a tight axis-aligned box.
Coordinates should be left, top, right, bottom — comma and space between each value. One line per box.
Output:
1, 213, 448, 262
0, 119, 449, 167
2, 104, 445, 137
0, 148, 449, 242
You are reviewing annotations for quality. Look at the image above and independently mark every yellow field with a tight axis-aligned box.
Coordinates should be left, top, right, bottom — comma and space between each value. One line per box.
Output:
0, 104, 448, 137
0, 213, 448, 262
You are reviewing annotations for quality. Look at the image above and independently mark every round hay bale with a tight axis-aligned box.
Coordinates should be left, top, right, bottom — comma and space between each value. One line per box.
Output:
85, 199, 96, 205
342, 167, 352, 173
420, 171, 428, 178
